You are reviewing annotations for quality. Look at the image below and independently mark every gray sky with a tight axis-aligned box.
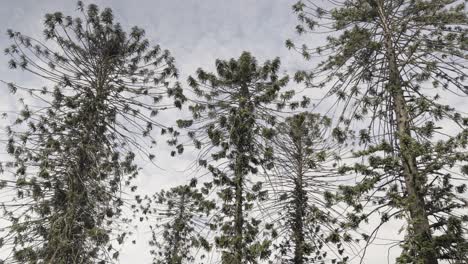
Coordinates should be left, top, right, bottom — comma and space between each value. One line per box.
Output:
0, 1, 308, 263
0, 1, 463, 263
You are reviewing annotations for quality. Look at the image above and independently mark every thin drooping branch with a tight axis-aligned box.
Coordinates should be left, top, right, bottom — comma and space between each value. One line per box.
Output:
1, 2, 184, 263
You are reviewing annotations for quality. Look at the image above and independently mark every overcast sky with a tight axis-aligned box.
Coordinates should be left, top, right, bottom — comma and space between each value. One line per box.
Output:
0, 1, 463, 263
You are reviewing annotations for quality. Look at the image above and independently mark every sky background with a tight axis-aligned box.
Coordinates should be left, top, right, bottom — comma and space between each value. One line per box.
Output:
0, 1, 464, 263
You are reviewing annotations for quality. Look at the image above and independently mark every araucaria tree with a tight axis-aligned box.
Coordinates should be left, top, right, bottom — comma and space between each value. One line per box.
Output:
289, 0, 467, 263
268, 112, 350, 263
180, 52, 296, 263
138, 180, 214, 264
1, 2, 183, 263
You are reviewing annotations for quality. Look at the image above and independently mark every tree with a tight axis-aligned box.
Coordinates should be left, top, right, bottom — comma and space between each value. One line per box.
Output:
1, 2, 184, 263
288, 0, 467, 263
267, 112, 351, 263
137, 180, 214, 264
180, 51, 299, 263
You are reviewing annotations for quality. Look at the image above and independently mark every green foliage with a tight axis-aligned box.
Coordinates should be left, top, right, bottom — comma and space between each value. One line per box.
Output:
1, 2, 183, 263
0, 1, 466, 263
267, 112, 351, 263
182, 52, 295, 263
290, 0, 468, 263
137, 181, 215, 264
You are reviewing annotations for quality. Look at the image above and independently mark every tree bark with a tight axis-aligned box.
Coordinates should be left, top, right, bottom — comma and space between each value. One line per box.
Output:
293, 139, 305, 264
234, 163, 244, 264
169, 190, 186, 264
232, 83, 251, 264
378, 1, 438, 262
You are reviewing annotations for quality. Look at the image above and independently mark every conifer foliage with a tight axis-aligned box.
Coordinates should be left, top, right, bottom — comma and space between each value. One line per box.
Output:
268, 112, 350, 263
289, 0, 467, 263
1, 1, 183, 263
180, 52, 295, 264
0, 1, 466, 264
139, 180, 214, 264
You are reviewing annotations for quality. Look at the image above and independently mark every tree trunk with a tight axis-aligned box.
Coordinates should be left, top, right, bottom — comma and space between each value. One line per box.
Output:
380, 3, 438, 262
169, 190, 186, 264
232, 83, 250, 264
234, 165, 244, 264
292, 138, 305, 264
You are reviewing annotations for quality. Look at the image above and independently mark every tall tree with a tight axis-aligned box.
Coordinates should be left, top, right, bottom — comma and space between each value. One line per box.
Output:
137, 180, 214, 264
180, 52, 299, 263
1, 2, 184, 263
288, 0, 467, 263
268, 112, 351, 264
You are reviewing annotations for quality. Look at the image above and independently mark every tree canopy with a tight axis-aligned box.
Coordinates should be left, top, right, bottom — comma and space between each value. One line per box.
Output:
0, 1, 466, 264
